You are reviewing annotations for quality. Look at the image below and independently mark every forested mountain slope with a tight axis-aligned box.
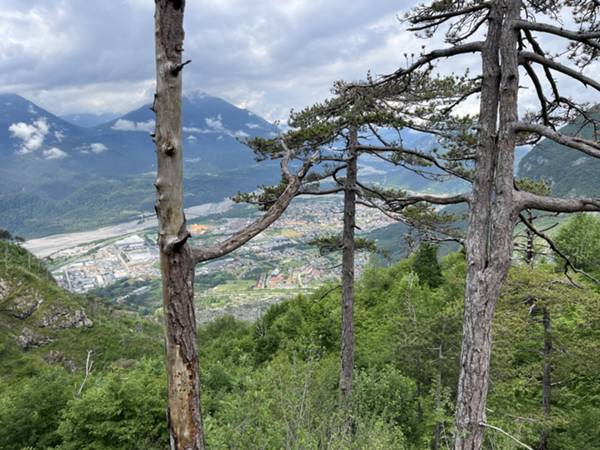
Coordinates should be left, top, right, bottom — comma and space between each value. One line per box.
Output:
1, 242, 598, 449
518, 114, 600, 196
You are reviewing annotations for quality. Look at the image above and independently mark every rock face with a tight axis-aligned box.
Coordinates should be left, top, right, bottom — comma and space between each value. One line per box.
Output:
43, 350, 76, 372
0, 278, 8, 300
38, 307, 93, 329
17, 327, 52, 350
5, 293, 44, 319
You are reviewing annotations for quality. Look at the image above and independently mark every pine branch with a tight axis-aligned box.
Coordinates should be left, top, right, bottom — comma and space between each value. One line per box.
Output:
514, 122, 600, 158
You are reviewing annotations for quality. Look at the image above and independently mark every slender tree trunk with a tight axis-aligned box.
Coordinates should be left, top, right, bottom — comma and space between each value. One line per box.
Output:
340, 126, 358, 417
432, 345, 443, 450
455, 1, 520, 448
525, 211, 535, 265
538, 306, 552, 450
154, 1, 204, 449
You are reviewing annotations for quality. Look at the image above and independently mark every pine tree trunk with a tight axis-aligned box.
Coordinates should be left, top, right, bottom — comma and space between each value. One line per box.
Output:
525, 212, 535, 265
154, 1, 204, 448
432, 345, 443, 450
538, 306, 552, 450
454, 1, 520, 448
340, 126, 358, 415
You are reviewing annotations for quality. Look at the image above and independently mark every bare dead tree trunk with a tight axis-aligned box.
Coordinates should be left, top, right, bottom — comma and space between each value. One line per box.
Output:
76, 350, 94, 398
154, 1, 204, 449
538, 306, 552, 450
340, 126, 358, 419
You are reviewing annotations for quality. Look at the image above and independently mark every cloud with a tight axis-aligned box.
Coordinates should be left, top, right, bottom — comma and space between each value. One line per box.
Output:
89, 142, 108, 153
2, 0, 598, 123
112, 118, 155, 132
80, 142, 108, 154
42, 147, 67, 159
205, 115, 225, 132
0, 0, 423, 121
183, 126, 212, 134
8, 117, 50, 154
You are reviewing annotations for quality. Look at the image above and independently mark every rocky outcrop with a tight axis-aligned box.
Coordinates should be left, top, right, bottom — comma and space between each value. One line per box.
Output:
43, 350, 76, 372
17, 327, 52, 350
0, 278, 8, 300
5, 294, 44, 319
38, 307, 93, 329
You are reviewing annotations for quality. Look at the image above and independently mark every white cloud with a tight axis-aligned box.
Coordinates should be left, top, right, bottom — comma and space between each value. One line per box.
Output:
8, 117, 50, 154
246, 122, 262, 129
89, 142, 107, 153
3, 0, 598, 124
183, 126, 212, 134
205, 115, 225, 132
80, 142, 108, 154
112, 118, 155, 132
43, 147, 67, 159
234, 130, 249, 138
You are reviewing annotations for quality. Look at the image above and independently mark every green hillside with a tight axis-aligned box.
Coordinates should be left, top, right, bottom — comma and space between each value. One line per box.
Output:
1, 240, 599, 449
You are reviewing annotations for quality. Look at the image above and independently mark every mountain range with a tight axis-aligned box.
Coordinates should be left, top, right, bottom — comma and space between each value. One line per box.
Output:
2, 90, 595, 239
0, 92, 281, 237
0, 92, 454, 239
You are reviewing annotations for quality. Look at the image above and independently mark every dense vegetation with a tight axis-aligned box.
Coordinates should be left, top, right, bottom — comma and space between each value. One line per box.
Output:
1, 236, 599, 449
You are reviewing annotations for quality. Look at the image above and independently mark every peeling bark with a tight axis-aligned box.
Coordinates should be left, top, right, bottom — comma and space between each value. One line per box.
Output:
154, 1, 204, 448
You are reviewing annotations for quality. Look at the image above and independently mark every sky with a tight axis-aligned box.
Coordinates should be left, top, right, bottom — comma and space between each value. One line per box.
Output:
0, 0, 428, 121
0, 1, 598, 123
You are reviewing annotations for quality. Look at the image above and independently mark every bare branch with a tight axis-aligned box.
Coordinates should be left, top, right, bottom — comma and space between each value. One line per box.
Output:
522, 62, 551, 127
299, 187, 345, 196
522, 30, 560, 102
518, 213, 600, 286
516, 190, 600, 213
192, 150, 316, 263
388, 192, 470, 209
357, 145, 473, 182
76, 350, 94, 397
170, 59, 192, 75
519, 51, 600, 91
479, 422, 534, 450
514, 122, 600, 158
515, 20, 600, 50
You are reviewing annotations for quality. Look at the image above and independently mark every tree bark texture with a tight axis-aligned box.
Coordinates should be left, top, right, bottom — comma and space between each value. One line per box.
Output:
538, 306, 552, 450
432, 345, 443, 450
340, 126, 358, 410
455, 1, 520, 448
154, 1, 204, 449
